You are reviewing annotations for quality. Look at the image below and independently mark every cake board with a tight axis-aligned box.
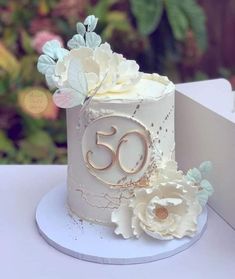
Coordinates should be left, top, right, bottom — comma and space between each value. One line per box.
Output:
36, 184, 208, 265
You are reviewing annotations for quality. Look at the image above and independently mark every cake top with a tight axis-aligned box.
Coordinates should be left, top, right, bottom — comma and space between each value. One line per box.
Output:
37, 15, 174, 108
92, 73, 174, 103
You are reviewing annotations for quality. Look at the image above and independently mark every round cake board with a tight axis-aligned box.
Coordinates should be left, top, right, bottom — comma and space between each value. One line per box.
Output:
36, 184, 207, 265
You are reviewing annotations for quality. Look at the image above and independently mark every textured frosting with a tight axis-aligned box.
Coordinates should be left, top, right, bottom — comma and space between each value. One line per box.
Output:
67, 74, 175, 225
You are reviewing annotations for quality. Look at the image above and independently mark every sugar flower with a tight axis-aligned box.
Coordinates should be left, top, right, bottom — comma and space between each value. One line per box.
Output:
112, 160, 203, 240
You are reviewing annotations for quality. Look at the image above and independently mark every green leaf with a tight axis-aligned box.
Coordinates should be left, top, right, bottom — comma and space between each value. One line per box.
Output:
21, 30, 33, 54
130, 0, 164, 35
19, 130, 56, 160
0, 78, 8, 96
165, 0, 189, 41
102, 11, 132, 39
20, 55, 38, 82
164, 0, 207, 50
180, 0, 207, 50
88, 0, 117, 21
193, 71, 209, 81
0, 130, 15, 155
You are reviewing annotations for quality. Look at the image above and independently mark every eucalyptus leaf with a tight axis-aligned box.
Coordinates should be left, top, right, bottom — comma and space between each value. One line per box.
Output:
37, 55, 55, 75
85, 32, 101, 49
67, 34, 86, 49
54, 47, 69, 61
186, 168, 202, 184
200, 179, 214, 196
197, 190, 209, 207
76, 22, 86, 36
45, 68, 57, 90
199, 161, 213, 177
84, 15, 98, 32
42, 40, 62, 59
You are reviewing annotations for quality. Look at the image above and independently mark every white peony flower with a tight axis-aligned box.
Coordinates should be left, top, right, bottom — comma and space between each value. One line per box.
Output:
151, 160, 184, 184
37, 15, 142, 108
54, 47, 99, 90
111, 161, 202, 240
53, 43, 141, 96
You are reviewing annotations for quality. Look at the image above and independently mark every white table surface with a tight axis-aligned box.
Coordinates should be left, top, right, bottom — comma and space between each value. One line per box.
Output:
1, 165, 235, 279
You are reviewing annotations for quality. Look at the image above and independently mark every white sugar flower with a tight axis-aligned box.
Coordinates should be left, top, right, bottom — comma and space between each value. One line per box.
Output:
112, 161, 202, 240
37, 15, 141, 108
54, 42, 141, 96
152, 160, 184, 184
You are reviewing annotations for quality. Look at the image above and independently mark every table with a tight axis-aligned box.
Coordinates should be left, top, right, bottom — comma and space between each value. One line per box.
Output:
1, 165, 235, 279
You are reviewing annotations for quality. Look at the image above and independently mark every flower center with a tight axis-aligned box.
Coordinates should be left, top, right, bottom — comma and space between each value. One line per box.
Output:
155, 207, 168, 220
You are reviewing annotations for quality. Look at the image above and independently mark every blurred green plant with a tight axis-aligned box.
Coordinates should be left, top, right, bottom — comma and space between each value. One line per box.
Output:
0, 0, 210, 164
130, 0, 207, 51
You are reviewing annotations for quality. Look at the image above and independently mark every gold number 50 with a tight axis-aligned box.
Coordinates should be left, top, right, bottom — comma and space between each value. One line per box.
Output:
86, 126, 148, 174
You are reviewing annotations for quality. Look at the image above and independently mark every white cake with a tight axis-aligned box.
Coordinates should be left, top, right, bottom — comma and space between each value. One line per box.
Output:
67, 73, 175, 225
37, 15, 213, 241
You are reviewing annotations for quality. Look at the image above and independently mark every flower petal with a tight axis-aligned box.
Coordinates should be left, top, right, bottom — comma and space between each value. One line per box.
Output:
86, 73, 99, 91
111, 204, 134, 239
130, 187, 153, 208
67, 59, 88, 95
142, 224, 173, 240
53, 88, 84, 108
131, 216, 143, 238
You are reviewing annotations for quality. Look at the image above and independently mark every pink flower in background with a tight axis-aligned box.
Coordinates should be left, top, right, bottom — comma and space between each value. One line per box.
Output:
32, 31, 63, 53
42, 99, 59, 120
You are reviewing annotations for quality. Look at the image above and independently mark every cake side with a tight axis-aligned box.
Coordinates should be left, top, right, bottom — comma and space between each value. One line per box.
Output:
67, 75, 175, 225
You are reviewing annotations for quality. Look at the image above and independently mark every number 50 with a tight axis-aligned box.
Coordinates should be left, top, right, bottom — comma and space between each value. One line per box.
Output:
86, 126, 148, 175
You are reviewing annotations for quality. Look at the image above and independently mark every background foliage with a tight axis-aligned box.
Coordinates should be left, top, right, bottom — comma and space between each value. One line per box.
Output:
0, 0, 234, 164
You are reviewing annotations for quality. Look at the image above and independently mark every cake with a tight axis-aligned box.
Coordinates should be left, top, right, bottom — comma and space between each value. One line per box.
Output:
37, 15, 214, 240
